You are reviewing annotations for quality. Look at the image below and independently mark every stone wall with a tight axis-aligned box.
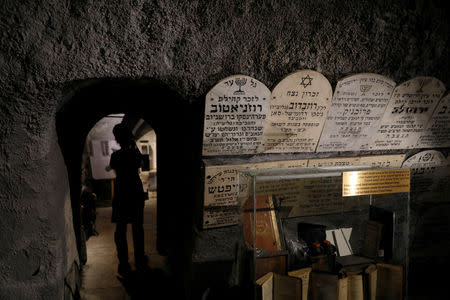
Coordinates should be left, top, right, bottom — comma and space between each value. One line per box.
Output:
1, 0, 449, 298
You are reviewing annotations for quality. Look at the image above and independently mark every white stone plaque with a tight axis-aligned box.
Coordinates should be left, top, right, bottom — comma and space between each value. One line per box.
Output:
260, 70, 332, 153
416, 94, 450, 148
402, 150, 450, 203
202, 75, 270, 155
370, 77, 445, 150
317, 73, 395, 151
203, 208, 240, 229
402, 150, 446, 176
204, 164, 242, 208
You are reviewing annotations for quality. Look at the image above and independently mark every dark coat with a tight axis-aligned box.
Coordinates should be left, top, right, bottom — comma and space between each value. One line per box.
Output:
110, 143, 145, 223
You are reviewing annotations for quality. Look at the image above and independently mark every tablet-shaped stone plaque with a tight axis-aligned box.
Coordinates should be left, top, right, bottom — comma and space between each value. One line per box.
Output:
202, 75, 270, 155
370, 77, 445, 150
317, 73, 395, 152
203, 159, 308, 228
416, 94, 450, 148
260, 70, 332, 153
402, 150, 450, 203
402, 150, 446, 176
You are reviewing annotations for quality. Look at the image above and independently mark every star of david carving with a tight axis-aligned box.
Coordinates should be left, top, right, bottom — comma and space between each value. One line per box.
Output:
300, 75, 313, 88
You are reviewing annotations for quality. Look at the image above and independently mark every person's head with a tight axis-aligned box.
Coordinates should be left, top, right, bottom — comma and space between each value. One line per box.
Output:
113, 123, 134, 146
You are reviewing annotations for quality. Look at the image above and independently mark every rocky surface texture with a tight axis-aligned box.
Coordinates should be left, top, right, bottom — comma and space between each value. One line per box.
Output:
1, 0, 449, 298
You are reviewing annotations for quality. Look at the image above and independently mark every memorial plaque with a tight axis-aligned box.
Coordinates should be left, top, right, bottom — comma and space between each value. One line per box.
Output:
370, 77, 445, 150
359, 154, 406, 168
204, 164, 243, 208
401, 150, 450, 203
402, 150, 446, 175
307, 157, 360, 167
317, 73, 395, 152
202, 75, 270, 155
416, 94, 450, 148
203, 159, 308, 228
342, 169, 410, 197
203, 207, 240, 229
260, 70, 332, 153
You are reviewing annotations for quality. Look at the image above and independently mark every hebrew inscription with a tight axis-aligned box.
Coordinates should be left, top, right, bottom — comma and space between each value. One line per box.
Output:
306, 155, 405, 168
202, 75, 270, 155
307, 157, 360, 167
359, 154, 405, 168
402, 150, 446, 175
402, 150, 450, 203
317, 73, 395, 151
203, 207, 240, 229
260, 70, 332, 153
416, 94, 450, 148
370, 77, 445, 150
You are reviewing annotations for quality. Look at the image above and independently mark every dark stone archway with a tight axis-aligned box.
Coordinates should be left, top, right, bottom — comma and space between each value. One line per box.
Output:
56, 78, 196, 294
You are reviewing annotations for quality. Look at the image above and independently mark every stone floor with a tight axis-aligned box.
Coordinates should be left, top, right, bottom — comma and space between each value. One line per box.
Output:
80, 195, 172, 300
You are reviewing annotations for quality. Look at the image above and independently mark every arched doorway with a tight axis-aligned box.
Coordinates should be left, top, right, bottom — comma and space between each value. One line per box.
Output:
56, 79, 194, 297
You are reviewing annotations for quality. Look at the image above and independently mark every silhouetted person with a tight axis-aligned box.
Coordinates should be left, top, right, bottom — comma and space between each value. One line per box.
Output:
109, 123, 148, 276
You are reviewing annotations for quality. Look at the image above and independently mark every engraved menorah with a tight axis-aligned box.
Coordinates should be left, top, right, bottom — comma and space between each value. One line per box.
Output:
360, 85, 372, 96
417, 78, 432, 93
234, 78, 247, 95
